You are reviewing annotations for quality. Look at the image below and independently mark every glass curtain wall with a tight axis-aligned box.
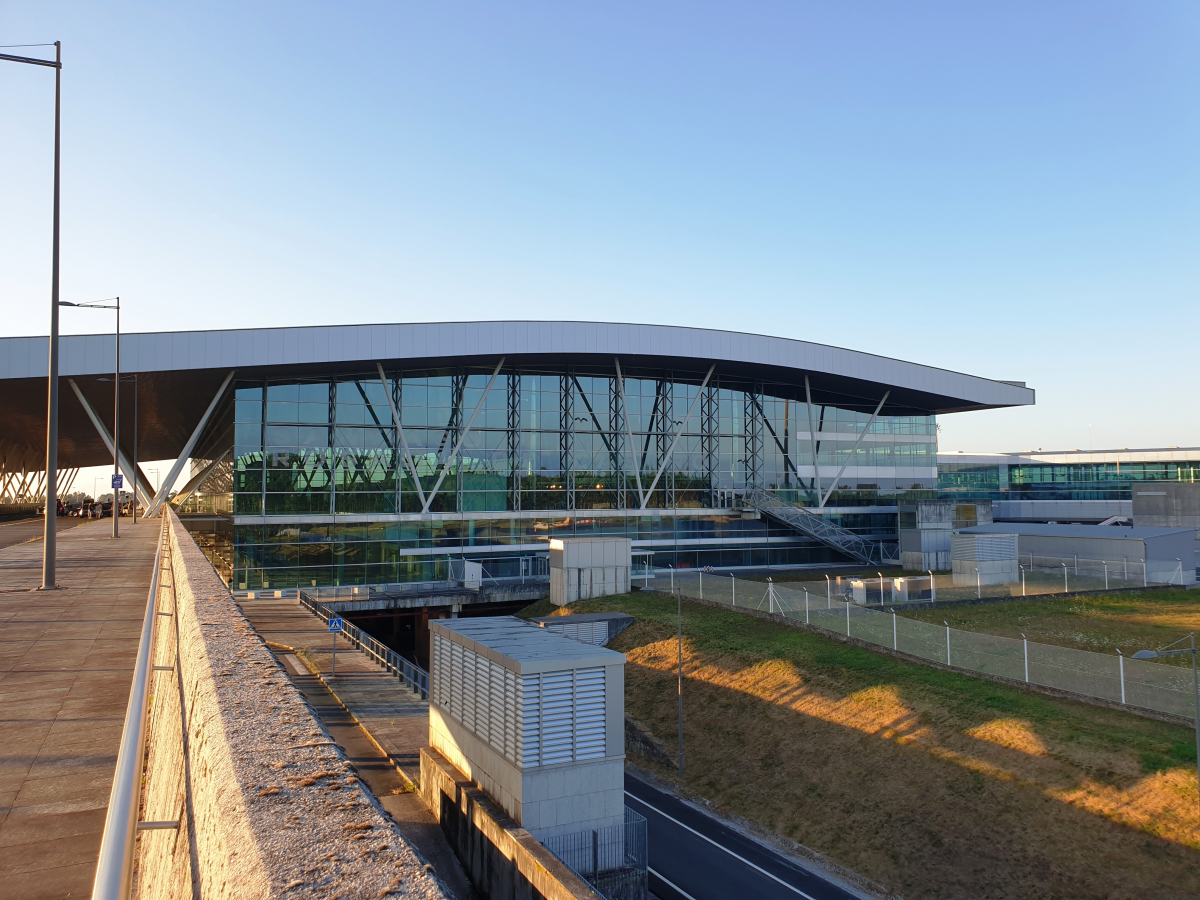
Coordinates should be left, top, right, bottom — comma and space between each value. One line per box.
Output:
233, 367, 936, 517
224, 366, 933, 589
939, 460, 1200, 502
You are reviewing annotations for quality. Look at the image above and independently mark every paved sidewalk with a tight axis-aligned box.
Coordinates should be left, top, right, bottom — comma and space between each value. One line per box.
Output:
0, 517, 160, 899
238, 599, 429, 778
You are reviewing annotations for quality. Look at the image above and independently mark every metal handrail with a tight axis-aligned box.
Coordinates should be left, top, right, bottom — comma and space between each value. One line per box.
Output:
746, 487, 895, 566
91, 514, 168, 900
298, 591, 430, 700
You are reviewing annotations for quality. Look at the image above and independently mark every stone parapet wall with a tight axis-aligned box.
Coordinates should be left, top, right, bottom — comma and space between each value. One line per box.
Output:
134, 510, 449, 899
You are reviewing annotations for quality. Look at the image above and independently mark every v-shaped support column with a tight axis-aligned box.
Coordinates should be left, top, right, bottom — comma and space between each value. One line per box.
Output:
67, 379, 154, 508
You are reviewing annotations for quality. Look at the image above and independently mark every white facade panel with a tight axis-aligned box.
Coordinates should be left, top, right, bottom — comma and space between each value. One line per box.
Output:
0, 322, 1035, 413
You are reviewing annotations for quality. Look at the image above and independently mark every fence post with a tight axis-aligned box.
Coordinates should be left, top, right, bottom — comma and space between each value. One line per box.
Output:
1021, 633, 1028, 682
1141, 559, 1146, 588
826, 574, 831, 606
804, 589, 809, 624
944, 621, 950, 666
1103, 562, 1108, 590
1020, 565, 1026, 596
927, 569, 936, 601
1117, 650, 1125, 704
1074, 555, 1078, 576
1124, 557, 1127, 581
592, 829, 599, 877
731, 574, 736, 607
671, 568, 674, 591
975, 567, 980, 599
699, 570, 703, 600
892, 610, 897, 650
768, 578, 775, 615
1062, 564, 1068, 593
846, 598, 850, 636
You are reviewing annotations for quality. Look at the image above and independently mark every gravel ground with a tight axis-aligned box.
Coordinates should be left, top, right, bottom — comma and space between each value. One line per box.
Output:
160, 511, 452, 899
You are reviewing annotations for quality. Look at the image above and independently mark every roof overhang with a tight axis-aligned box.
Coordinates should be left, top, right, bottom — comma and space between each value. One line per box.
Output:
0, 321, 1035, 470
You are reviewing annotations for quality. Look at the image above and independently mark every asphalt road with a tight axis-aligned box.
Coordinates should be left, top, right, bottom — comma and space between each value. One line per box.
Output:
625, 774, 862, 900
0, 515, 87, 551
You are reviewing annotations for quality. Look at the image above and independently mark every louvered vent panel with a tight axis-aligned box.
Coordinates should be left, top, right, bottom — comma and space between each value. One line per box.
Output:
461, 649, 476, 734
541, 671, 575, 766
503, 669, 517, 762
517, 674, 541, 767
574, 667, 607, 759
450, 642, 465, 721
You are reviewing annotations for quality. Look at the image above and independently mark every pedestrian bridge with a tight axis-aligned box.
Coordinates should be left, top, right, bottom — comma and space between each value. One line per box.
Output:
0, 511, 604, 900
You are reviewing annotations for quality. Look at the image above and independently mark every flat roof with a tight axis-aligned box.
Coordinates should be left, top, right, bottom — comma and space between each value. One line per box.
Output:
961, 523, 1194, 539
430, 615, 625, 674
0, 320, 1034, 469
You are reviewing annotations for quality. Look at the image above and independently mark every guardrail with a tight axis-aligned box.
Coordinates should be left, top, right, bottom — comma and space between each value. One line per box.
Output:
91, 514, 168, 900
298, 591, 430, 700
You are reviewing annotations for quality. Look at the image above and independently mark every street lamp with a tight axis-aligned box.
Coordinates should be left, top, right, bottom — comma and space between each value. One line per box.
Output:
1132, 633, 1199, 815
60, 298, 120, 537
2, 41, 62, 588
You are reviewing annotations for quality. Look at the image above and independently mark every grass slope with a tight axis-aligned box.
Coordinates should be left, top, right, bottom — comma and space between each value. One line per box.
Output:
521, 593, 1200, 900
898, 588, 1200, 665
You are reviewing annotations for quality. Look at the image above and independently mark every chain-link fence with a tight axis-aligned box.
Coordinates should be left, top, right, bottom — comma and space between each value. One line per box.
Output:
543, 807, 648, 900
656, 569, 1197, 721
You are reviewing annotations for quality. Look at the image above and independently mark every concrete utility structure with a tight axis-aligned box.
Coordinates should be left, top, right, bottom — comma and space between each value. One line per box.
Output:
0, 321, 1034, 592
960, 523, 1196, 586
951, 532, 1019, 586
1133, 483, 1200, 574
550, 537, 632, 606
428, 616, 626, 840
898, 499, 993, 571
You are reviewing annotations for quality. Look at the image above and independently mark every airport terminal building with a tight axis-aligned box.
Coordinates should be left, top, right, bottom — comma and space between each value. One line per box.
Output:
0, 322, 1035, 590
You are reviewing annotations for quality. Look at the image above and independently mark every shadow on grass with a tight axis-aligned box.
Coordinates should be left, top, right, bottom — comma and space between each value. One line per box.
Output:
530, 592, 1200, 900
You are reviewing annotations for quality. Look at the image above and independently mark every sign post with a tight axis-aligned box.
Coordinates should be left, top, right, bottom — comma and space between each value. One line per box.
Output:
328, 617, 343, 675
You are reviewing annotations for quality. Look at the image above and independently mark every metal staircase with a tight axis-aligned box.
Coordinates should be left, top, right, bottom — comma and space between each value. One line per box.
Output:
743, 487, 898, 566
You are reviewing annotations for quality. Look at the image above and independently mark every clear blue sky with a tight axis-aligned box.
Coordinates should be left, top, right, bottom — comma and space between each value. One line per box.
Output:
2, 1, 1197, 464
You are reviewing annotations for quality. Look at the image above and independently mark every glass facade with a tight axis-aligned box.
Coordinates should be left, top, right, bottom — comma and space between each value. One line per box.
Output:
188, 364, 937, 589
939, 459, 1200, 502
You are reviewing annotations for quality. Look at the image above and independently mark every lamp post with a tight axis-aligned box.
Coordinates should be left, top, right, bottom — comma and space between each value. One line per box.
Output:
2, 42, 62, 587
1132, 633, 1199, 815
676, 587, 683, 778
60, 298, 120, 537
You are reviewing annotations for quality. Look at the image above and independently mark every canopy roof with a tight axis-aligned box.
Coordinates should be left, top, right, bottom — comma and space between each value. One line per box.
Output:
0, 321, 1034, 470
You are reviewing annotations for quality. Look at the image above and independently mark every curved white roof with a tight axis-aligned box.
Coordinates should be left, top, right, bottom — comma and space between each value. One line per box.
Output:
0, 320, 1033, 414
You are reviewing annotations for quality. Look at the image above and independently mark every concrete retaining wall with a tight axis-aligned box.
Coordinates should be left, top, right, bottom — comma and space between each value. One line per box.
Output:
135, 511, 451, 900
420, 748, 604, 900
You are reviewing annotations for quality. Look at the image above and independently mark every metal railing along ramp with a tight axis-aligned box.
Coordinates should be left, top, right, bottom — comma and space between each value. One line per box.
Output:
744, 487, 896, 566
298, 590, 430, 700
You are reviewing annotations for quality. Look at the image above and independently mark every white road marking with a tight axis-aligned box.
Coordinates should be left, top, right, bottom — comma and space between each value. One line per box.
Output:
625, 790, 819, 900
650, 866, 700, 900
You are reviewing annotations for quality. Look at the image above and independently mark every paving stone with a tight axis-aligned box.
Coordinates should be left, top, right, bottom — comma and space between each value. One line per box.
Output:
0, 518, 157, 887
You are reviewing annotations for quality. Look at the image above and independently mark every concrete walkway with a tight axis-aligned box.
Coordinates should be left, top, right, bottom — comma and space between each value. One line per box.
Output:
0, 517, 160, 899
239, 599, 478, 898
239, 599, 429, 778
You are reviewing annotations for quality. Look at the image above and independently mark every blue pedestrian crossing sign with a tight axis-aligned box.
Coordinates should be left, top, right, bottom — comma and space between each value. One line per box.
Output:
111, 474, 124, 489
328, 618, 343, 632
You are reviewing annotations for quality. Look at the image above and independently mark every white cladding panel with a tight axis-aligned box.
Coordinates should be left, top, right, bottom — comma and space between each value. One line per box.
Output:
0, 322, 1035, 412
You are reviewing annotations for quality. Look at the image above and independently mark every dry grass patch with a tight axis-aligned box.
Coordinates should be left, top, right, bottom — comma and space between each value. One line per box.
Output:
523, 592, 1200, 900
